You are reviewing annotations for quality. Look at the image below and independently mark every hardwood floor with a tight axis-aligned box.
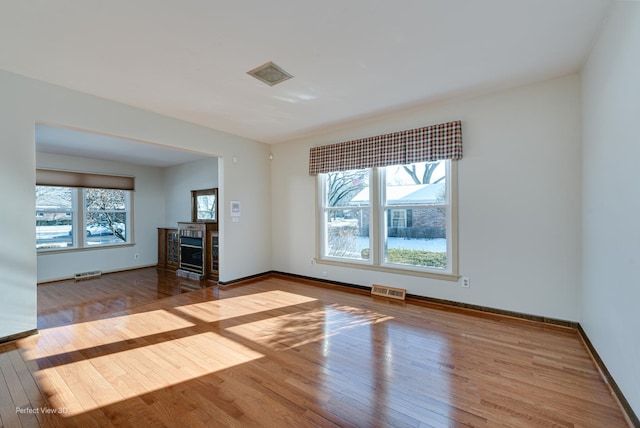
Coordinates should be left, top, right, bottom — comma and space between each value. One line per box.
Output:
0, 268, 631, 427
36, 269, 208, 330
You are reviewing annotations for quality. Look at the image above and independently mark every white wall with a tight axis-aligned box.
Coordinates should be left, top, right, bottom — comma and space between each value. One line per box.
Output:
0, 69, 271, 339
581, 1, 640, 417
271, 75, 582, 321
164, 157, 218, 226
36, 154, 220, 283
36, 153, 166, 283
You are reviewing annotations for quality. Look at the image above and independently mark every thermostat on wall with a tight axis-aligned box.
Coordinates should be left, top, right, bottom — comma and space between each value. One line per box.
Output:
230, 201, 241, 217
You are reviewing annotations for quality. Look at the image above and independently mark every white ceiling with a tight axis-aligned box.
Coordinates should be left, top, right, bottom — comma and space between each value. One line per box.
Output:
1, 0, 612, 160
35, 124, 210, 167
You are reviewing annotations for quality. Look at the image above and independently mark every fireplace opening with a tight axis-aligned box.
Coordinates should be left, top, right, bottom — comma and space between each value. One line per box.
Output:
176, 221, 216, 282
180, 236, 203, 274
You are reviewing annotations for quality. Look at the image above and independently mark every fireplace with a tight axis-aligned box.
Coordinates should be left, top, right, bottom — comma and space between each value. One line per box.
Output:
176, 221, 218, 281
180, 236, 203, 274
176, 224, 205, 280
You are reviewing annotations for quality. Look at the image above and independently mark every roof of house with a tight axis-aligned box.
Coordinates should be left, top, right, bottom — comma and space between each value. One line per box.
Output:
350, 182, 445, 205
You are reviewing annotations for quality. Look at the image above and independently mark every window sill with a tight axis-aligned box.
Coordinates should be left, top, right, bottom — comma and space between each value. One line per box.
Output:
37, 242, 135, 255
315, 258, 459, 282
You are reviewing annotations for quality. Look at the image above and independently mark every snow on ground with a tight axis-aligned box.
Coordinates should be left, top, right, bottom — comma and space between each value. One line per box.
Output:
356, 237, 445, 253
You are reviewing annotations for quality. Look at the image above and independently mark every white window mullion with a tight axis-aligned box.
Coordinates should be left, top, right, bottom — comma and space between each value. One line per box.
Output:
448, 160, 458, 276
74, 188, 83, 248
374, 167, 384, 267
128, 191, 133, 243
317, 176, 327, 259
318, 174, 334, 260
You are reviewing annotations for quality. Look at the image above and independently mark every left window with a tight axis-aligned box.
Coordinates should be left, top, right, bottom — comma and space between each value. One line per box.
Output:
36, 186, 131, 251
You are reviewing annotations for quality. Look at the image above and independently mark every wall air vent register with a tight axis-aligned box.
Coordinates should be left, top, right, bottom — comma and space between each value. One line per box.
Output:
371, 284, 407, 301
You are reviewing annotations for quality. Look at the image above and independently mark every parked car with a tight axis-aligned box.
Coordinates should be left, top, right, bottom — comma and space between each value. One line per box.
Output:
86, 223, 115, 236
68, 222, 125, 237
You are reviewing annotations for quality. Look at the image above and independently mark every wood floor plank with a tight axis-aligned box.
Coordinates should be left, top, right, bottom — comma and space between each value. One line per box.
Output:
0, 353, 23, 428
0, 268, 632, 427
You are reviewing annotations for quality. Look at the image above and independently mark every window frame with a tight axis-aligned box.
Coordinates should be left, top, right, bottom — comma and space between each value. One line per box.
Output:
37, 186, 134, 253
318, 168, 373, 266
316, 161, 458, 281
83, 187, 131, 247
35, 186, 77, 251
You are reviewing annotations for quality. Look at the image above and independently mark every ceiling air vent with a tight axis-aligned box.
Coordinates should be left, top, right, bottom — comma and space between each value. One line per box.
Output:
246, 61, 293, 86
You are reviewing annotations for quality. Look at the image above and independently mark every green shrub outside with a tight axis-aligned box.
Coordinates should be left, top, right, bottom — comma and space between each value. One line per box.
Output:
360, 248, 446, 268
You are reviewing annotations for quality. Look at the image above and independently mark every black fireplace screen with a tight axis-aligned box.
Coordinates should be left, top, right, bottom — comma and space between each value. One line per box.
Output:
180, 236, 203, 273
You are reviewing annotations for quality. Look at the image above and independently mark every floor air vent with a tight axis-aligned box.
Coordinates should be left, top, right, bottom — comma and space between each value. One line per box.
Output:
371, 284, 406, 301
74, 270, 102, 281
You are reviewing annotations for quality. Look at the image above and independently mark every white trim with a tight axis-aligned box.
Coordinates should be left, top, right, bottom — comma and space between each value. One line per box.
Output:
316, 160, 459, 278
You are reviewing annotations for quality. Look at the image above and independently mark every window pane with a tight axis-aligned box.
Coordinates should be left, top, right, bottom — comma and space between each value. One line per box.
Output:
86, 188, 126, 210
327, 169, 369, 207
385, 161, 446, 205
384, 207, 447, 269
85, 188, 127, 245
36, 186, 74, 249
196, 194, 216, 220
326, 209, 370, 260
85, 211, 127, 245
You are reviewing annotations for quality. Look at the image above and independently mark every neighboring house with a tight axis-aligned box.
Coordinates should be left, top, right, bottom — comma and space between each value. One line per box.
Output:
350, 182, 446, 238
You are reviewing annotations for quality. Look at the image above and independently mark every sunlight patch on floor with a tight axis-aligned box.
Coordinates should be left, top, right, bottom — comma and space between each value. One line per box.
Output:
23, 310, 195, 360
36, 332, 264, 417
227, 303, 394, 351
173, 290, 318, 323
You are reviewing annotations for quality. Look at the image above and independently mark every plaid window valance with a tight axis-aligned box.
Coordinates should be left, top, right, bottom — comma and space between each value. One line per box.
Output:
308, 120, 462, 175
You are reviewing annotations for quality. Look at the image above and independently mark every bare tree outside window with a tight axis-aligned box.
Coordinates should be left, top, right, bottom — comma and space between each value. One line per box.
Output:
327, 169, 368, 207
85, 188, 127, 242
325, 169, 369, 259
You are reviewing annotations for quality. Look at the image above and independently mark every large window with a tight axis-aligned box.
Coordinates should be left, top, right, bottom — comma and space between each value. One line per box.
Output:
318, 160, 456, 277
36, 186, 131, 251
